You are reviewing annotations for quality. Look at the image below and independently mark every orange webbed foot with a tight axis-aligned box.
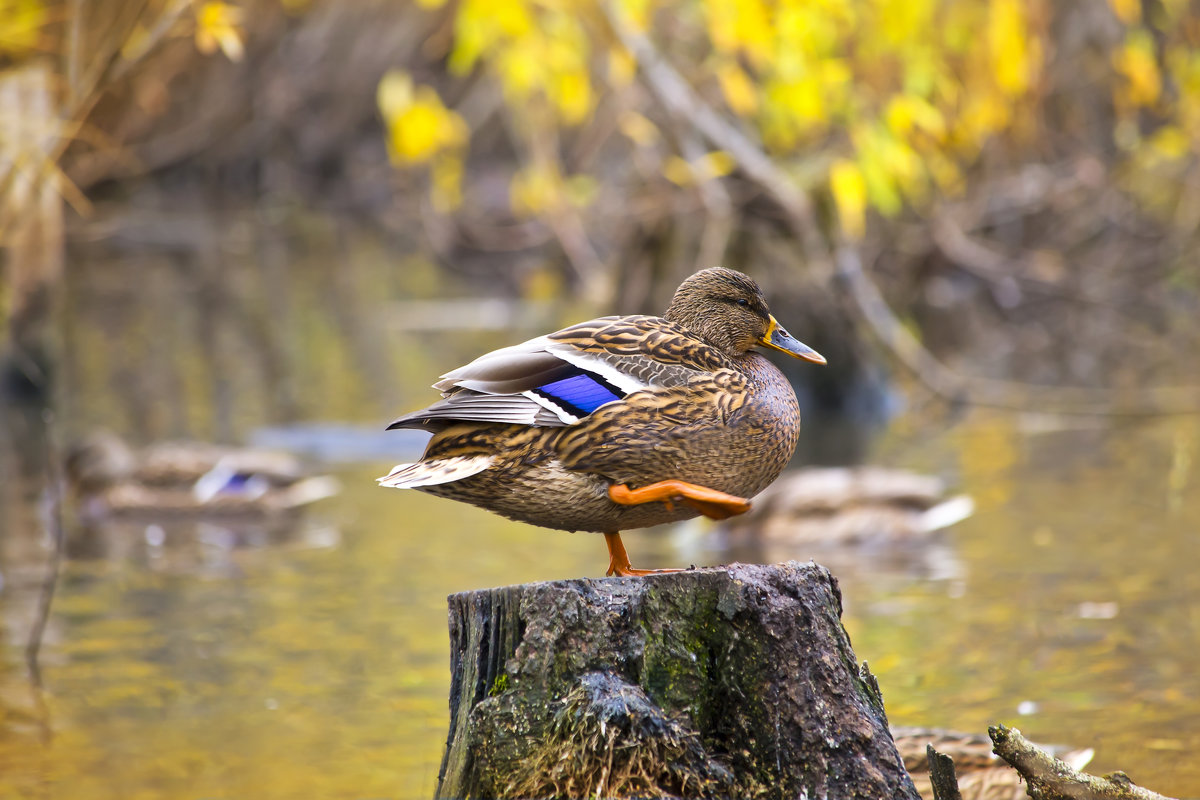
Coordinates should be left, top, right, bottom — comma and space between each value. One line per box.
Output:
603, 532, 687, 577
608, 480, 752, 521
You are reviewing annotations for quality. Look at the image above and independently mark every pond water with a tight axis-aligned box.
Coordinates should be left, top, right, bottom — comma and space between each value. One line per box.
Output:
0, 207, 1197, 799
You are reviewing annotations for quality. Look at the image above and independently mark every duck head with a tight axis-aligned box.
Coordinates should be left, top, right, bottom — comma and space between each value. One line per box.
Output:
664, 267, 826, 363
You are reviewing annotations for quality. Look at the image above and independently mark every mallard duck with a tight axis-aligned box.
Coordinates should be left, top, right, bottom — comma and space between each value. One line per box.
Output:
65, 431, 340, 520
892, 726, 1094, 800
379, 267, 826, 576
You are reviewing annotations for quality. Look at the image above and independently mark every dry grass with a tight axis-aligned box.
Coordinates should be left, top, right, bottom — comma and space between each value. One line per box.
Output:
498, 672, 750, 800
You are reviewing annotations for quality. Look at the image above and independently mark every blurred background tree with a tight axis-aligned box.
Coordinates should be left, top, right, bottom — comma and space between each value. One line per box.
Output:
369, 0, 1200, 414
3, 0, 1200, 420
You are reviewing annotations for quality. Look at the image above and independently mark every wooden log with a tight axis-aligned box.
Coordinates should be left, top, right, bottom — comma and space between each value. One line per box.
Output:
436, 561, 920, 799
926, 744, 964, 800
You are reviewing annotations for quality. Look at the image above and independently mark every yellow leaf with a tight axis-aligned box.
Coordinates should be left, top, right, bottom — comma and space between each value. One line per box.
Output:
378, 75, 468, 165
0, 0, 46, 57
957, 94, 1011, 145
706, 2, 738, 55
551, 69, 592, 125
663, 155, 694, 186
697, 151, 736, 179
194, 1, 244, 62
492, 0, 534, 37
498, 45, 543, 98
878, 0, 929, 45
449, 2, 490, 73
768, 77, 825, 127
829, 158, 867, 239
376, 70, 414, 119
858, 151, 903, 216
1149, 126, 1190, 159
1115, 32, 1161, 106
511, 164, 561, 215
989, 0, 1033, 95
706, 0, 772, 65
392, 104, 442, 162
449, 0, 533, 74
820, 58, 852, 90
618, 111, 659, 146
718, 61, 760, 116
886, 95, 945, 139
614, 0, 651, 33
608, 46, 637, 88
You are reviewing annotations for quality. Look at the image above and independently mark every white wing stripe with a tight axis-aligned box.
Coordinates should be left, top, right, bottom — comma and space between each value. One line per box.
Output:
548, 346, 649, 395
521, 390, 582, 425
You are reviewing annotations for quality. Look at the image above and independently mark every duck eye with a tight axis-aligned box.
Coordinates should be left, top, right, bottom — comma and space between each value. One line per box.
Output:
736, 298, 749, 307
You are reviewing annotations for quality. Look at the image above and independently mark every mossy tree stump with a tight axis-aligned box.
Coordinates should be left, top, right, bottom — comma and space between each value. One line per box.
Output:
435, 561, 919, 799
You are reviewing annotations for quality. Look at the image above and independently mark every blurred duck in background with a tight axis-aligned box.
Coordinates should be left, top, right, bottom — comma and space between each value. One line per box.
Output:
725, 466, 974, 549
65, 431, 340, 521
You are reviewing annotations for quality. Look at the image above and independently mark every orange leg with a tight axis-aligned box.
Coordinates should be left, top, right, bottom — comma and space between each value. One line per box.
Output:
608, 480, 752, 521
603, 532, 685, 577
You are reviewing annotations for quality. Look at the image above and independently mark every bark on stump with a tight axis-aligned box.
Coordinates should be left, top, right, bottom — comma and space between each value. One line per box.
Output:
435, 560, 920, 799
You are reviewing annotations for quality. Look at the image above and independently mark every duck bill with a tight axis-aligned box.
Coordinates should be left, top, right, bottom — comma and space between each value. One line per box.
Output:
760, 316, 826, 364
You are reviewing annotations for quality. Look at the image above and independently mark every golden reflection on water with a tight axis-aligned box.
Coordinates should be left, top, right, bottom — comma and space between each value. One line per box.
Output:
0, 467, 610, 800
2, 220, 1196, 798
0, 416, 1196, 798
845, 414, 1200, 797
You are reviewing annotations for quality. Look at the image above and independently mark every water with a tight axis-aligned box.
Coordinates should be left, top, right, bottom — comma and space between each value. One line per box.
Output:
1, 207, 1197, 798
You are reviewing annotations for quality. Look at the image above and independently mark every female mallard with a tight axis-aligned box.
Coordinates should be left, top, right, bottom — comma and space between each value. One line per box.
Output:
379, 268, 825, 576
65, 431, 341, 520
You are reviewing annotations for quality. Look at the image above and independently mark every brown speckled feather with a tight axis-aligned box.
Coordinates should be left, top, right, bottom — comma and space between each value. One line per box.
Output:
549, 315, 732, 379
379, 267, 823, 535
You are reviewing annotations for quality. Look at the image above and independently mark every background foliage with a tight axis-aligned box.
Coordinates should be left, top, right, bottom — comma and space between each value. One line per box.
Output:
3, 0, 1198, 406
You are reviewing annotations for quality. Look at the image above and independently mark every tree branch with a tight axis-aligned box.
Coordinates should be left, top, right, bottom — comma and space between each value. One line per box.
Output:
990, 724, 1175, 800
605, 0, 1200, 416
600, 3, 824, 260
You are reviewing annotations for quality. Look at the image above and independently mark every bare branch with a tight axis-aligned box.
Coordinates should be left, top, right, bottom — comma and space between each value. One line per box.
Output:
600, 3, 824, 259
990, 725, 1175, 800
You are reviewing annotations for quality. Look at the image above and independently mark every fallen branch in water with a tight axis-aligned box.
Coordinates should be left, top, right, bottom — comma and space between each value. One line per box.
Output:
989, 724, 1175, 800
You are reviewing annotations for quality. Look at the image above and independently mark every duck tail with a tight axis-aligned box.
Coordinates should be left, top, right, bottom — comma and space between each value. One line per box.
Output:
376, 455, 495, 489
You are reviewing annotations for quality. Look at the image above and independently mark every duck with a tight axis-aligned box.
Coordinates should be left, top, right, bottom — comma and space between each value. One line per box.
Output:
65, 431, 341, 521
892, 726, 1094, 800
725, 466, 975, 548
379, 267, 826, 576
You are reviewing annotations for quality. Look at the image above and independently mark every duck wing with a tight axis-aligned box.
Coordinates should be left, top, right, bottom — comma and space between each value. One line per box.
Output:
387, 315, 730, 430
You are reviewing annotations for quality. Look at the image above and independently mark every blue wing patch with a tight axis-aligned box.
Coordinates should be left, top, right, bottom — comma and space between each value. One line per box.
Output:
532, 369, 625, 418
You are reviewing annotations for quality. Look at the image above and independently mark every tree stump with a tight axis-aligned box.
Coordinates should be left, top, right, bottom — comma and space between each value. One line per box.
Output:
435, 560, 920, 799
